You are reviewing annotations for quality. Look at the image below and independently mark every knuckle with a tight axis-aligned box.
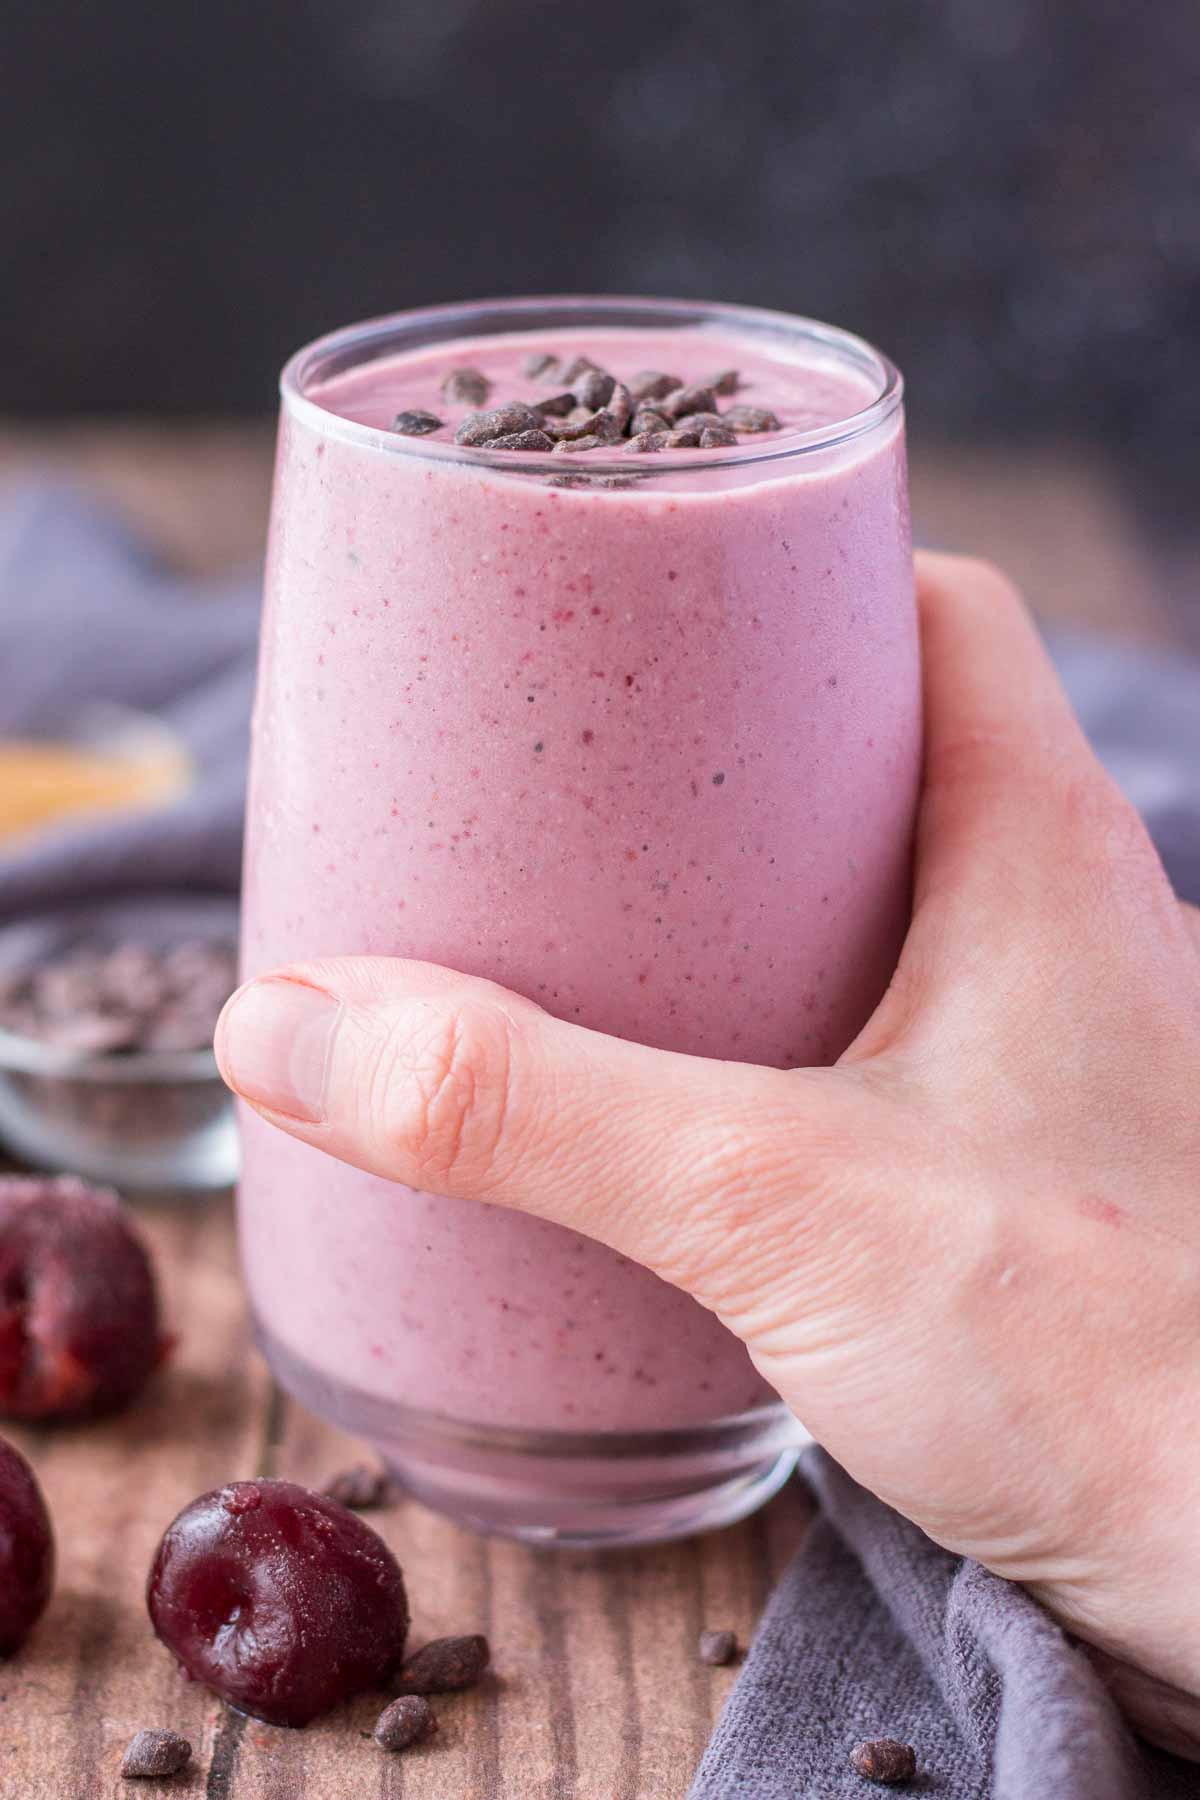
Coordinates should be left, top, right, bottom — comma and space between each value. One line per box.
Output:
373, 1001, 514, 1191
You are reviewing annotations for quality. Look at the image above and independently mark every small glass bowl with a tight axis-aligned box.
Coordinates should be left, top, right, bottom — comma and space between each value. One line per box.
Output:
0, 1026, 236, 1192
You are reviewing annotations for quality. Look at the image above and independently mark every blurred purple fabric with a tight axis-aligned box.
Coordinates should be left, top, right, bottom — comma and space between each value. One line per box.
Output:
3, 482, 1198, 1796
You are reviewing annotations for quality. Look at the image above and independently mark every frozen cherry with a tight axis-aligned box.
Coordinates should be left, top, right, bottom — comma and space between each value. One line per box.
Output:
146, 1479, 410, 1727
0, 1177, 167, 1420
0, 1435, 54, 1654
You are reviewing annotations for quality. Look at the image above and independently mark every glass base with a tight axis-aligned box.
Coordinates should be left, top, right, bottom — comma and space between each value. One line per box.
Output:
257, 1321, 809, 1549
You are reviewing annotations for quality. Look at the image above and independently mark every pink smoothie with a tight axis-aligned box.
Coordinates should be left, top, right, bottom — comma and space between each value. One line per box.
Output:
238, 320, 920, 1444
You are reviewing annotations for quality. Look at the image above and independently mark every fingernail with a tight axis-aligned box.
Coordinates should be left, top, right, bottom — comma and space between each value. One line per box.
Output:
216, 979, 338, 1123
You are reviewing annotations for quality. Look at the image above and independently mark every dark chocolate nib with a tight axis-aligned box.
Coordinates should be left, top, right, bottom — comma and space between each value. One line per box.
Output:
393, 410, 443, 437
424, 348, 789, 473
441, 367, 490, 406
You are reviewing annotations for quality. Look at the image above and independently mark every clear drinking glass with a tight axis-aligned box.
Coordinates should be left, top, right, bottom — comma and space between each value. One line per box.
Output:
238, 297, 921, 1546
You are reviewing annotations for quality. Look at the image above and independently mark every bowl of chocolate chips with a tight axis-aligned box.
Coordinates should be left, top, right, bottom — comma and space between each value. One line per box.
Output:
0, 910, 238, 1192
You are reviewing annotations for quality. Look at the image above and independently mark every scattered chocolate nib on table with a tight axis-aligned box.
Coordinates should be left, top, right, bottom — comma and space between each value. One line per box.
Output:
394, 357, 780, 467
697, 1628, 739, 1666
120, 1729, 192, 1779
395, 1633, 491, 1695
374, 1694, 439, 1753
322, 1462, 390, 1510
849, 1737, 918, 1784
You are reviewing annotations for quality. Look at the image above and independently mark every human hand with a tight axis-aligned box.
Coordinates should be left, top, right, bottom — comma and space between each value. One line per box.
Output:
217, 552, 1200, 1755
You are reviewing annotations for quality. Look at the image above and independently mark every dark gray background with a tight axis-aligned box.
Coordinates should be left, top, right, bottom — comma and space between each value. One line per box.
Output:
3, 1, 1196, 520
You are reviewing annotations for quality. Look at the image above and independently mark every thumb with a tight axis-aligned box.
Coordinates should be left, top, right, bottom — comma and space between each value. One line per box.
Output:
215, 955, 866, 1311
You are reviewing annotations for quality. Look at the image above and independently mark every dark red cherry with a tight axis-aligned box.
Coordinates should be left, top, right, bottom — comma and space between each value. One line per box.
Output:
146, 1479, 409, 1726
0, 1176, 167, 1420
0, 1435, 54, 1654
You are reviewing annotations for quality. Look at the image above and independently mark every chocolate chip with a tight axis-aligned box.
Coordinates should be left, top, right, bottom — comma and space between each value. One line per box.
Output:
849, 1739, 917, 1784
440, 367, 490, 406
486, 429, 555, 451
374, 1695, 438, 1753
700, 425, 739, 448
543, 415, 598, 441
724, 404, 782, 432
552, 434, 607, 453
629, 370, 681, 402
323, 1463, 390, 1510
121, 1729, 192, 1778
522, 351, 561, 381
392, 410, 443, 437
705, 369, 741, 395
572, 369, 617, 409
606, 383, 633, 431
532, 391, 577, 417
559, 354, 600, 383
455, 403, 543, 446
665, 427, 703, 448
396, 1634, 491, 1695
672, 412, 726, 432
587, 408, 627, 441
698, 1628, 738, 1665
546, 471, 635, 489
625, 431, 668, 452
630, 407, 670, 435
662, 384, 718, 421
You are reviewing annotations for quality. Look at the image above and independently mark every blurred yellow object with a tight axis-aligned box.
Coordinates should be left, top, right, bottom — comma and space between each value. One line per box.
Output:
0, 737, 190, 843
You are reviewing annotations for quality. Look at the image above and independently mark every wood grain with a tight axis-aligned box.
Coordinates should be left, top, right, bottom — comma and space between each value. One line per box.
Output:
0, 1196, 810, 1800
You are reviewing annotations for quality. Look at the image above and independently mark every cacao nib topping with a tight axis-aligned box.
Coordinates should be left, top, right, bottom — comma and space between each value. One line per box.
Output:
454, 402, 543, 445
546, 471, 638, 490
552, 433, 607, 453
606, 382, 633, 431
559, 354, 600, 383
392, 410, 444, 437
440, 367, 490, 406
662, 383, 718, 421
543, 415, 600, 441
487, 429, 555, 451
587, 408, 627, 441
531, 390, 577, 417
522, 351, 561, 381
429, 349, 792, 461
673, 411, 726, 432
724, 403, 782, 432
628, 370, 681, 402
572, 368, 617, 409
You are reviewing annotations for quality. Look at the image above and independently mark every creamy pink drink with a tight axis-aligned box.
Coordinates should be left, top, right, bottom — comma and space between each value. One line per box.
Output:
239, 299, 920, 1544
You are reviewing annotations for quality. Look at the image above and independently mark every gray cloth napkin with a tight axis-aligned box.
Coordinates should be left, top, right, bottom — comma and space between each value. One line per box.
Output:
3, 482, 1199, 1798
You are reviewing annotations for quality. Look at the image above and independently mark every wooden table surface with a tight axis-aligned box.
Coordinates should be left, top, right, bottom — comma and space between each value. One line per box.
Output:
0, 424, 1189, 1799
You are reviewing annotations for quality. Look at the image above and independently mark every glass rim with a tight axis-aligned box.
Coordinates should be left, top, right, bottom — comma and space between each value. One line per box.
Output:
279, 294, 904, 474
